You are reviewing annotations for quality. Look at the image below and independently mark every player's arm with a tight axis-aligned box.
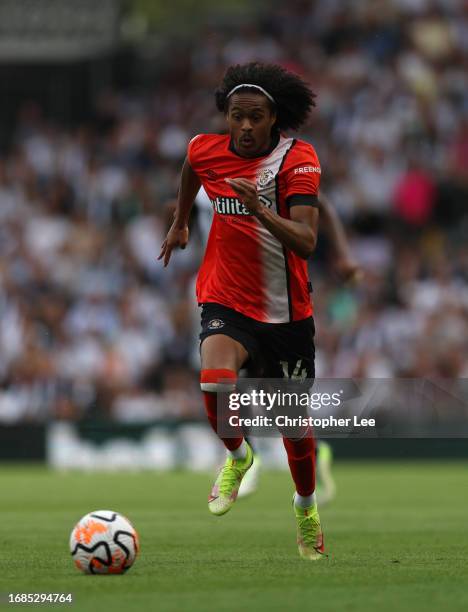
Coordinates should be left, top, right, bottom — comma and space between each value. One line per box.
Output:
158, 157, 201, 267
318, 192, 361, 282
256, 204, 318, 260
226, 178, 318, 259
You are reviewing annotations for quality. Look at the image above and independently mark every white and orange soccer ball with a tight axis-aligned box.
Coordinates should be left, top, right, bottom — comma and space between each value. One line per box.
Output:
69, 510, 139, 574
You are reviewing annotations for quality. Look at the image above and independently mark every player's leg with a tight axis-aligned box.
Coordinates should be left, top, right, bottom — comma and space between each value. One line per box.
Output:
283, 433, 316, 508
200, 333, 248, 453
283, 432, 325, 560
261, 317, 326, 560
199, 307, 258, 516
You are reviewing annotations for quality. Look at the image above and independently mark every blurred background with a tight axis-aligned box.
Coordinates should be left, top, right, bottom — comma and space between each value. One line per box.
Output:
0, 0, 467, 467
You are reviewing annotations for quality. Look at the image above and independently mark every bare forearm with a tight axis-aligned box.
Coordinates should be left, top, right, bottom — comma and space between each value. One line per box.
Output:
318, 193, 351, 259
158, 157, 199, 267
255, 207, 318, 259
174, 157, 201, 227
225, 177, 318, 259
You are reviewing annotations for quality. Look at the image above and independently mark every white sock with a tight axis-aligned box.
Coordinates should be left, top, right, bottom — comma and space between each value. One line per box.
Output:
228, 440, 247, 460
294, 491, 316, 509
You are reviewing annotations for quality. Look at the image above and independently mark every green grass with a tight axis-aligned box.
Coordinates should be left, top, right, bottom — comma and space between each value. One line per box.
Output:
0, 462, 467, 611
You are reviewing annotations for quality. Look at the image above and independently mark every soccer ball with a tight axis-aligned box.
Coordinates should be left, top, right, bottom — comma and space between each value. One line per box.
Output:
69, 510, 139, 574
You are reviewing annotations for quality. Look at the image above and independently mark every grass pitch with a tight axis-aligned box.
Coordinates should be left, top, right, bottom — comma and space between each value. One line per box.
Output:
0, 462, 467, 612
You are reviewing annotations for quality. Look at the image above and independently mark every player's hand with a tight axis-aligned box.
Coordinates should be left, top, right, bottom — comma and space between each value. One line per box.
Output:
334, 257, 363, 284
225, 178, 262, 215
158, 222, 189, 267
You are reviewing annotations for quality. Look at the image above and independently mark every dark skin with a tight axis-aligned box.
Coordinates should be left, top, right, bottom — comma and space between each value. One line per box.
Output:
227, 92, 276, 157
158, 92, 320, 371
318, 193, 362, 284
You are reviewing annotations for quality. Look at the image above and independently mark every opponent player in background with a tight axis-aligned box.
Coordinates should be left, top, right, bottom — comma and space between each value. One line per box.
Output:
160, 62, 332, 560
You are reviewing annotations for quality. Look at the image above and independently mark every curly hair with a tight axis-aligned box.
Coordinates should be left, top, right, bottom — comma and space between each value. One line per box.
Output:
215, 62, 316, 132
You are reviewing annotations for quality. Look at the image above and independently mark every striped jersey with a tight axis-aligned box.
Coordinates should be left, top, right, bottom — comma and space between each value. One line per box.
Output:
188, 133, 321, 323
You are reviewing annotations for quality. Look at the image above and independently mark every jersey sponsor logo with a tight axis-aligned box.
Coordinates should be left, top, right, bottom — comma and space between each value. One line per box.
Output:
207, 318, 225, 330
256, 168, 275, 188
294, 166, 321, 174
211, 195, 273, 216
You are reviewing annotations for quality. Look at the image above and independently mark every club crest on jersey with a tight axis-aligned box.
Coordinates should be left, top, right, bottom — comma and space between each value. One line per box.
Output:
208, 319, 225, 330
256, 168, 275, 188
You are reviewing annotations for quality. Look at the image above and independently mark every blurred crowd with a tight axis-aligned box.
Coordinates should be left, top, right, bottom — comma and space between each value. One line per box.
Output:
0, 0, 467, 423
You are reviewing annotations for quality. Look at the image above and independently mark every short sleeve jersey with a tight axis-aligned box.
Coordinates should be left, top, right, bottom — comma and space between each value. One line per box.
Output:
188, 133, 321, 323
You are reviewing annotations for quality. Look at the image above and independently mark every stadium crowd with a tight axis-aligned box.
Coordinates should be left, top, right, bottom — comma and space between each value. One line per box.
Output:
0, 0, 467, 423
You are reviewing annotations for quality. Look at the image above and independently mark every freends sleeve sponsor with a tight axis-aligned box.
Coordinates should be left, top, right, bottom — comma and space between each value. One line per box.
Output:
284, 143, 321, 200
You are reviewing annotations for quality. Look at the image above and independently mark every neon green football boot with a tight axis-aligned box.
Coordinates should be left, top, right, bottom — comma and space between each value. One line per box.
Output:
294, 500, 327, 561
208, 442, 254, 516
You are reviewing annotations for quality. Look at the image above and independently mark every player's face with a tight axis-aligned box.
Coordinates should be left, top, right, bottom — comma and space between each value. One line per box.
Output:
226, 93, 277, 157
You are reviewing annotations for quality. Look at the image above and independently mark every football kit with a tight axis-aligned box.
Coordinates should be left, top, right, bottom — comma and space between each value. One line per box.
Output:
189, 132, 320, 377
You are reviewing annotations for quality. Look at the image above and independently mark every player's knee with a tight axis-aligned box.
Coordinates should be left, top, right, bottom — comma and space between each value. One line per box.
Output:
200, 368, 237, 393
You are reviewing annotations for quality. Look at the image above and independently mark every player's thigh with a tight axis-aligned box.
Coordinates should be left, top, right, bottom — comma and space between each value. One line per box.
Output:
199, 303, 259, 372
200, 334, 248, 371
